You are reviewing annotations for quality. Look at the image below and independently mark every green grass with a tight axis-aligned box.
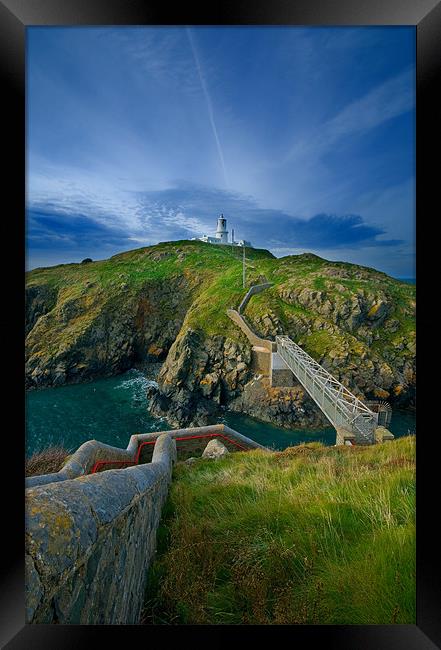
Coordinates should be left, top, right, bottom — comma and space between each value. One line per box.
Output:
313, 276, 327, 291
142, 436, 415, 625
184, 264, 247, 337
302, 330, 339, 358
26, 241, 415, 388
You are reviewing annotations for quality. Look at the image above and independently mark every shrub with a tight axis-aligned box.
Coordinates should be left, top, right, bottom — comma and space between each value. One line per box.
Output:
25, 446, 70, 477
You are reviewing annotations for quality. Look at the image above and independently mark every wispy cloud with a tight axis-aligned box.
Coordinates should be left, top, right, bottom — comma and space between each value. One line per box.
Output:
27, 180, 401, 263
186, 28, 229, 188
99, 28, 201, 94
26, 26, 415, 275
285, 65, 415, 164
326, 66, 415, 140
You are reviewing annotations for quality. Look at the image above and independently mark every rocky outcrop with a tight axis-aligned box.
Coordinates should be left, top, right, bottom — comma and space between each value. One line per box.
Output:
147, 325, 335, 430
228, 376, 328, 429
149, 304, 414, 430
246, 281, 415, 409
147, 328, 253, 427
25, 278, 194, 390
277, 284, 394, 334
26, 284, 59, 336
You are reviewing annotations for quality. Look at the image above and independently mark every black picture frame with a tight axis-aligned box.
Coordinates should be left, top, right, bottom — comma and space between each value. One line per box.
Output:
1, 1, 437, 647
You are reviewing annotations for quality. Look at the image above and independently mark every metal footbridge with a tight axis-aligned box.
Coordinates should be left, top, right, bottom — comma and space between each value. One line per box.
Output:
276, 335, 378, 444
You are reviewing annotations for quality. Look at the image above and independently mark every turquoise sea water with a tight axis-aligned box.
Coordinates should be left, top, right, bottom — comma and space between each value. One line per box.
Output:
26, 369, 416, 457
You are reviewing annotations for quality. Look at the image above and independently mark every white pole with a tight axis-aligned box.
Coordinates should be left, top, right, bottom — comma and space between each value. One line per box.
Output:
243, 244, 246, 289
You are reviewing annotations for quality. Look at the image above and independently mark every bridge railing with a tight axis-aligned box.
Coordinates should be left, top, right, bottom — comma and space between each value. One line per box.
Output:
276, 336, 378, 443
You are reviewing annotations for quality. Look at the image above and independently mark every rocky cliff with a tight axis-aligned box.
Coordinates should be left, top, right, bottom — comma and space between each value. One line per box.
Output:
26, 241, 415, 429
146, 328, 253, 427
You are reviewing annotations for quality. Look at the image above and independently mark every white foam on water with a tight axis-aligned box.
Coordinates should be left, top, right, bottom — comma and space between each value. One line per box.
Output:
113, 369, 158, 398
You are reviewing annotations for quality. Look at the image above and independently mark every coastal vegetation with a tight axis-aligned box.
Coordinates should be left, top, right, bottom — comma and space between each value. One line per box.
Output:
25, 445, 69, 477
26, 240, 415, 430
142, 436, 415, 625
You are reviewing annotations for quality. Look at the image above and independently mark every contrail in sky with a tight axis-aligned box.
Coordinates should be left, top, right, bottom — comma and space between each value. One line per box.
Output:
186, 28, 229, 188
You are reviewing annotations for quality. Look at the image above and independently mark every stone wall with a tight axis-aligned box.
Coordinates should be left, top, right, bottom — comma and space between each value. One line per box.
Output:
227, 309, 276, 352
26, 424, 265, 489
335, 427, 356, 446
26, 433, 176, 624
238, 282, 273, 314
375, 426, 395, 443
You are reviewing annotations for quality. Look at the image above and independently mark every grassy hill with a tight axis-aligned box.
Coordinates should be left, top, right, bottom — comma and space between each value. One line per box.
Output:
142, 436, 415, 625
26, 239, 415, 426
26, 240, 275, 341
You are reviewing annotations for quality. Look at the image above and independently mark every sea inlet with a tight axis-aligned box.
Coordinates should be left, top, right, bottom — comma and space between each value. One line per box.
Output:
26, 368, 416, 457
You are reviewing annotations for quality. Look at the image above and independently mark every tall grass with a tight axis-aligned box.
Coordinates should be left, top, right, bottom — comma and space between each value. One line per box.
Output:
142, 437, 415, 625
25, 446, 70, 477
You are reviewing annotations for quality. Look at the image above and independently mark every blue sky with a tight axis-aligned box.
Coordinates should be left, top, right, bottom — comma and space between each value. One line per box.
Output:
26, 26, 415, 277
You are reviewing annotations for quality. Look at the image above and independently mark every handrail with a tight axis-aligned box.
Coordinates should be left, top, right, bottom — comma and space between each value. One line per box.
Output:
90, 432, 249, 474
226, 288, 378, 444
276, 335, 377, 443
26, 424, 269, 488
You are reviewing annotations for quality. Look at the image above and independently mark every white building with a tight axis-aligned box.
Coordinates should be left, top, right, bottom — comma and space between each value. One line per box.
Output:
193, 215, 252, 248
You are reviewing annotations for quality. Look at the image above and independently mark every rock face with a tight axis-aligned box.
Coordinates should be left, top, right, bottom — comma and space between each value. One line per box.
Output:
228, 377, 328, 430
26, 242, 415, 430
147, 327, 329, 429
25, 277, 193, 390
147, 328, 252, 427
26, 284, 58, 336
202, 439, 229, 459
244, 268, 415, 411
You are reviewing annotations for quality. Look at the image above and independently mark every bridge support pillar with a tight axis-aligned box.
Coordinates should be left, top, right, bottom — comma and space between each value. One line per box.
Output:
335, 427, 356, 446
270, 352, 295, 387
375, 426, 395, 443
251, 346, 271, 376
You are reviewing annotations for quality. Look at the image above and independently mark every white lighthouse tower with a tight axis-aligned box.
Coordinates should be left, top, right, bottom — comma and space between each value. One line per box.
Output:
192, 214, 253, 247
215, 214, 229, 244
